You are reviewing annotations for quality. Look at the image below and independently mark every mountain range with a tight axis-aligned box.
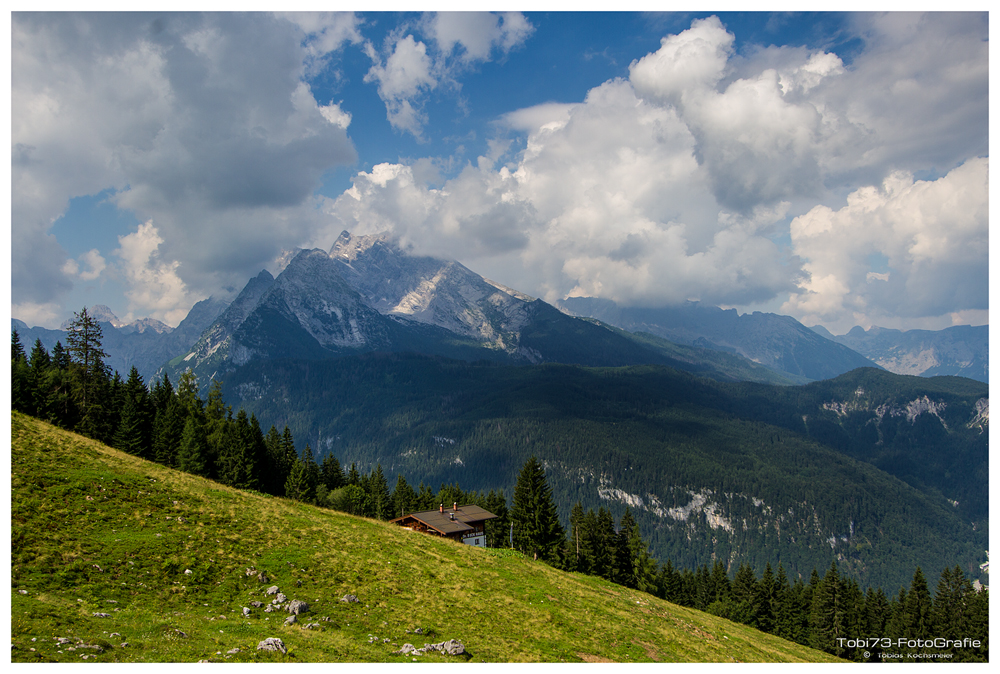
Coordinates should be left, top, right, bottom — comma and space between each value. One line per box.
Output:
812, 324, 988, 383
12, 297, 228, 381
163, 232, 825, 385
13, 231, 986, 389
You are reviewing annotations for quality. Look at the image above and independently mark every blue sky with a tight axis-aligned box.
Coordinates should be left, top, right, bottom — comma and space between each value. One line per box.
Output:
9, 11, 989, 333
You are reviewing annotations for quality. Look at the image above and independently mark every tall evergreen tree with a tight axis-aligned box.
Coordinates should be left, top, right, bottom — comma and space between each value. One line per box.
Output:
176, 414, 209, 477
753, 562, 778, 634
390, 474, 418, 519
285, 444, 320, 503
112, 367, 153, 457
28, 339, 52, 417
11, 329, 26, 362
484, 489, 509, 549
11, 331, 31, 413
368, 464, 391, 520
509, 456, 565, 563
569, 501, 586, 572
152, 394, 185, 468
809, 561, 844, 656
65, 307, 109, 425
321, 453, 345, 490
50, 341, 70, 370
901, 567, 933, 652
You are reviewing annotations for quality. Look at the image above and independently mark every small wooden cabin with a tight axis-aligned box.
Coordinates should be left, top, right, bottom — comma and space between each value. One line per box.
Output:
390, 503, 497, 547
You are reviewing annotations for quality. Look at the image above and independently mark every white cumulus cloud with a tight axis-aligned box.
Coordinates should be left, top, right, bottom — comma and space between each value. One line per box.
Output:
114, 221, 193, 327
783, 158, 988, 332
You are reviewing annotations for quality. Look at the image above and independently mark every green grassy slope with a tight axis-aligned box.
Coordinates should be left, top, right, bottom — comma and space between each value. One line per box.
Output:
11, 412, 839, 663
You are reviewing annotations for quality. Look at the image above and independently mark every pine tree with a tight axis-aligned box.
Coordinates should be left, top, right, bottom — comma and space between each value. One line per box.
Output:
509, 456, 565, 563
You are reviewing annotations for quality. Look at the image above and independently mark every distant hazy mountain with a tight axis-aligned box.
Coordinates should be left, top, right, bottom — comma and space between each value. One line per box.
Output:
810, 324, 988, 383
13, 298, 229, 381
559, 297, 879, 382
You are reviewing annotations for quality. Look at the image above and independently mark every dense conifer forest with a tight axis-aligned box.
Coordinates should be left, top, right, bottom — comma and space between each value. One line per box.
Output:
10, 315, 989, 662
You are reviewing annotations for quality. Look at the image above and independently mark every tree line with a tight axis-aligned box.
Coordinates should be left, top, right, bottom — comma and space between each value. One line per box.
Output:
11, 315, 987, 662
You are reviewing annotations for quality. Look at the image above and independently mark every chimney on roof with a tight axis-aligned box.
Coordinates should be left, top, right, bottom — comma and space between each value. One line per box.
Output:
453, 502, 458, 511
439, 503, 444, 513
450, 513, 455, 521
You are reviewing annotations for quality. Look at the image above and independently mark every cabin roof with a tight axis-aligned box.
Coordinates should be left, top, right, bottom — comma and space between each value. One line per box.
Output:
390, 504, 498, 536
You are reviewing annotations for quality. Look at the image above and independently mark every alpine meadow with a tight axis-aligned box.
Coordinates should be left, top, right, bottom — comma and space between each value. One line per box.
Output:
9, 10, 989, 664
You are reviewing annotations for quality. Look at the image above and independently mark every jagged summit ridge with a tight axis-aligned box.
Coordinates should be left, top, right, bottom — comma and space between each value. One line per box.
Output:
328, 230, 534, 352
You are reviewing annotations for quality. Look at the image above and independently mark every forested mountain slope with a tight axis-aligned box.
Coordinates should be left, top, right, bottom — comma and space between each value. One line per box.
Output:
221, 354, 988, 592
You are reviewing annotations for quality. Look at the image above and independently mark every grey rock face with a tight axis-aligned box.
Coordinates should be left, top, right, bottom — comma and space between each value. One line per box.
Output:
330, 230, 534, 352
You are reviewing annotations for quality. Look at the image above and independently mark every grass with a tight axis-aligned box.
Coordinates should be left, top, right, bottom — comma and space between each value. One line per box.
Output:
10, 411, 841, 663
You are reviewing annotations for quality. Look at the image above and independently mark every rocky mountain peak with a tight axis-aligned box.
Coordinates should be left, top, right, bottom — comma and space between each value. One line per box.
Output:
61, 304, 123, 329
329, 230, 394, 262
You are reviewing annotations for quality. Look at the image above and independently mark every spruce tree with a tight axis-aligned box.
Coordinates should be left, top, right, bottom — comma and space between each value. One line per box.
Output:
509, 455, 565, 563
369, 464, 391, 520
754, 562, 778, 634
321, 453, 345, 490
390, 474, 417, 519
65, 307, 109, 424
731, 563, 757, 624
569, 501, 586, 572
152, 395, 185, 468
176, 414, 209, 477
112, 366, 152, 457
11, 331, 31, 413
51, 341, 70, 370
901, 567, 933, 653
613, 509, 638, 588
809, 561, 844, 656
484, 489, 509, 549
28, 339, 52, 416
11, 329, 25, 362
284, 459, 313, 502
